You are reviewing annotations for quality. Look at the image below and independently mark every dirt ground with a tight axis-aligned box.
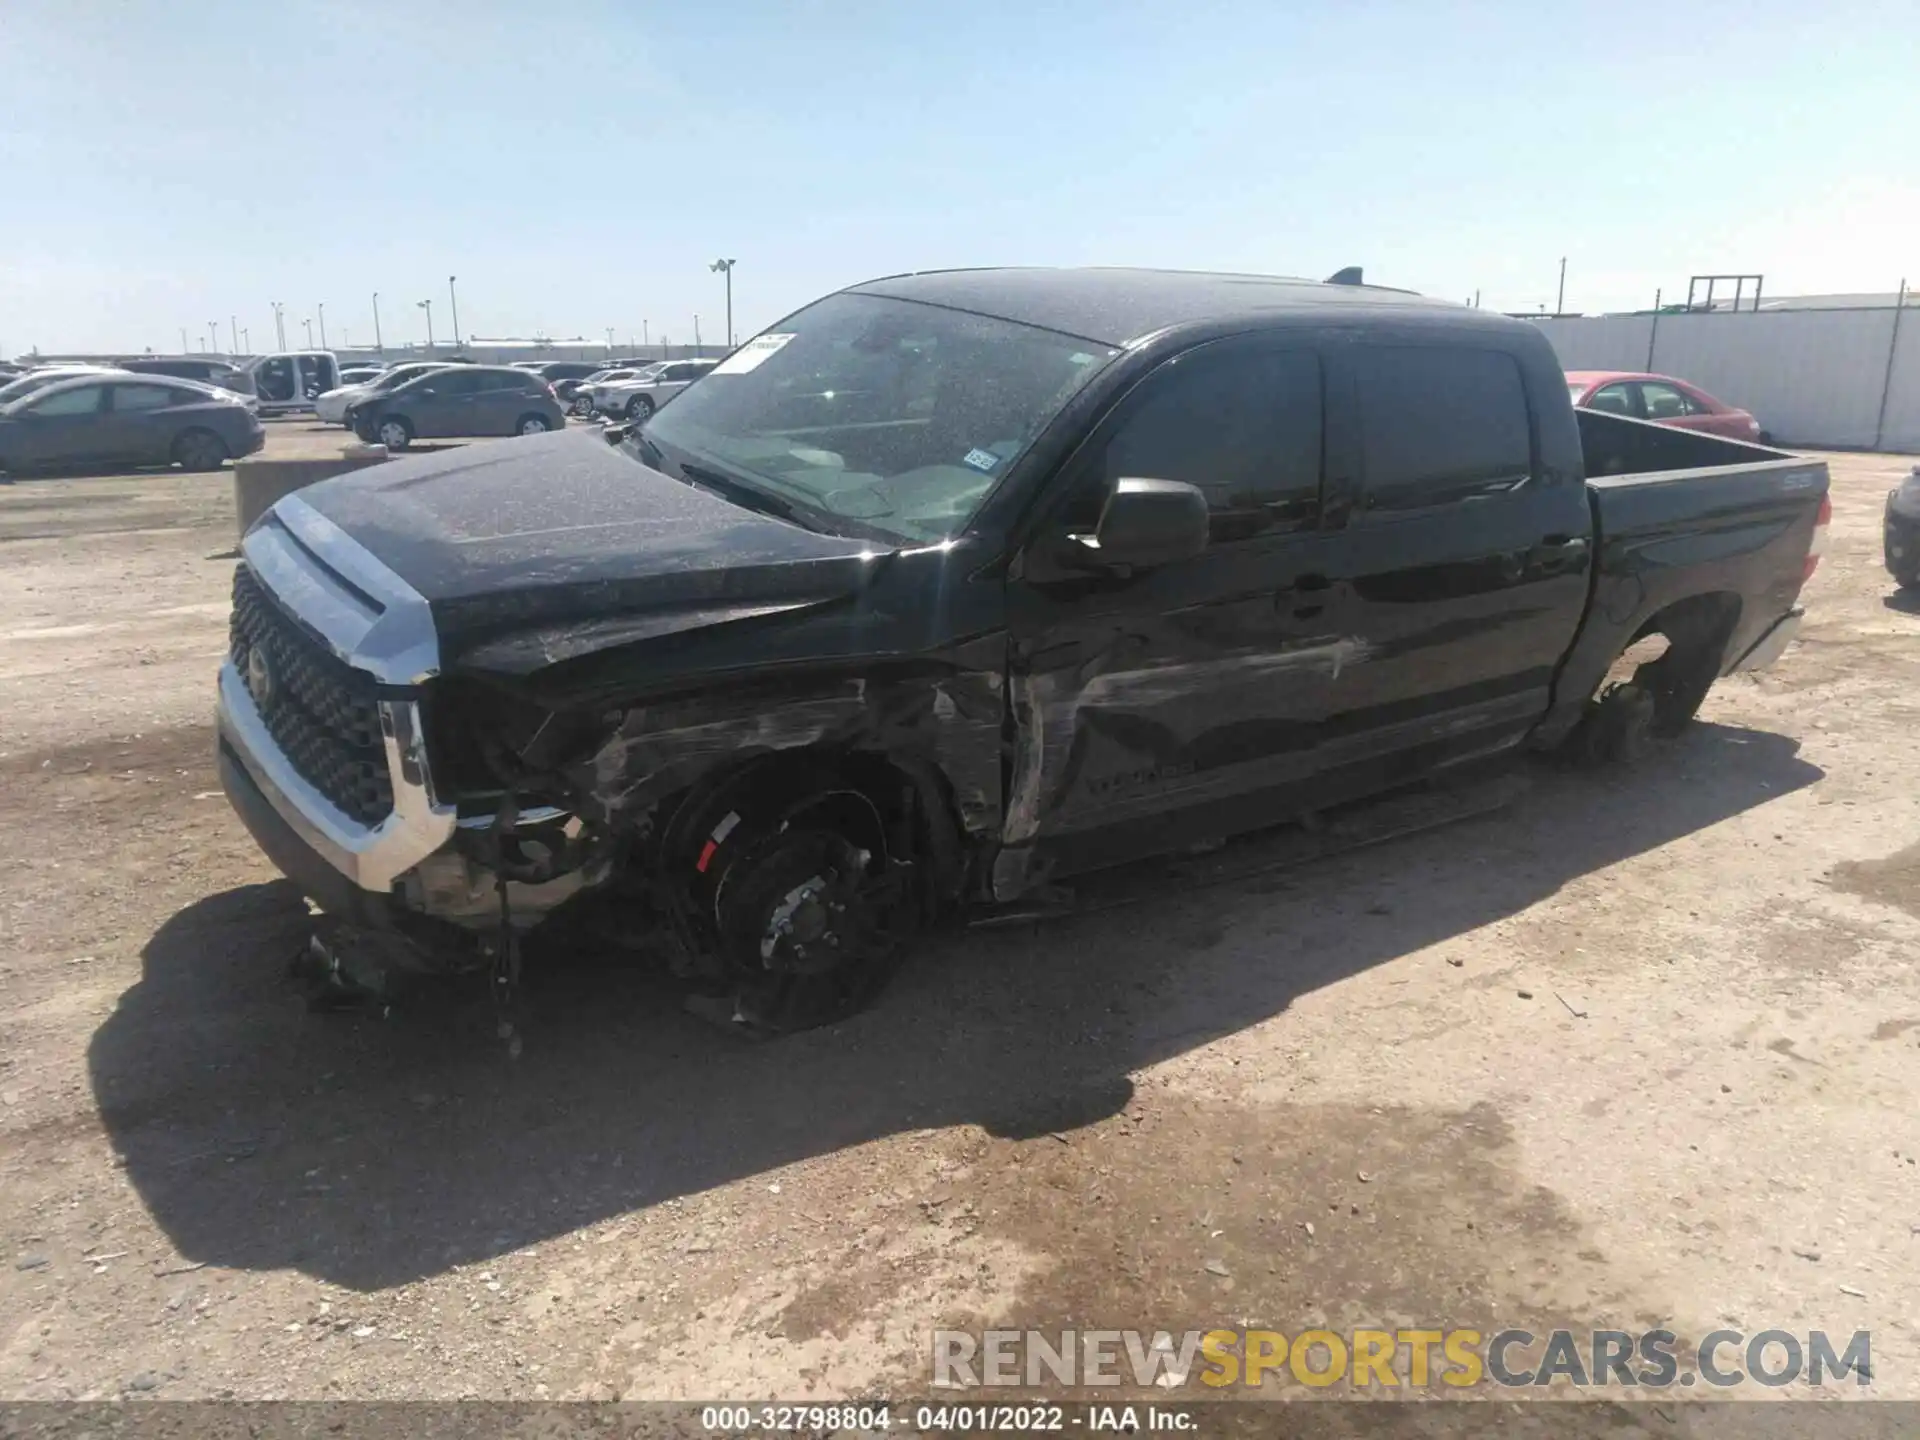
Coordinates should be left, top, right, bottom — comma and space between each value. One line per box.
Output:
2, 422, 1919, 1410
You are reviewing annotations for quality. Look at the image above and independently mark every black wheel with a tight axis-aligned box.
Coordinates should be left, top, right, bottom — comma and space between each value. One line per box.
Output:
712, 827, 901, 1033
1896, 572, 1920, 592
625, 394, 655, 421
515, 413, 552, 436
172, 429, 229, 472
1574, 681, 1656, 766
375, 416, 413, 451
570, 395, 594, 418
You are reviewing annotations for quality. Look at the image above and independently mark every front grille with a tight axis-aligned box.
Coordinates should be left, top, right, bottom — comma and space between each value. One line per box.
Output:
229, 565, 394, 825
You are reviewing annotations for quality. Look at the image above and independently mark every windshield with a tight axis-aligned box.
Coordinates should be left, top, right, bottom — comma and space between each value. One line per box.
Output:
638, 292, 1116, 542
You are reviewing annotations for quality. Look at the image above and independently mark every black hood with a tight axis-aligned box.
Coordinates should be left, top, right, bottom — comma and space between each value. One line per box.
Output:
297, 429, 886, 673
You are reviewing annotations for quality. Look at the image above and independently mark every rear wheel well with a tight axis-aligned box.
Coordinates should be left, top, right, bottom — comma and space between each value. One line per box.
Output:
1601, 591, 1743, 738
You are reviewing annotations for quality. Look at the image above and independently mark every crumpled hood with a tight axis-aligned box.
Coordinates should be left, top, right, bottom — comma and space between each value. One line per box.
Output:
295, 428, 886, 673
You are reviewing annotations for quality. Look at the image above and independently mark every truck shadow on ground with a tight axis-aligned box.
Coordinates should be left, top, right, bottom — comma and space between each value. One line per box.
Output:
91, 722, 1820, 1291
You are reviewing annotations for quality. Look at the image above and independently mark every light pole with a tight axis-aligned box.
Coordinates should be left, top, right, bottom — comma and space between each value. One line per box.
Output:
272, 301, 286, 351
318, 302, 328, 349
372, 292, 383, 356
1556, 257, 1567, 316
642, 319, 649, 351
229, 315, 238, 353
208, 319, 220, 355
180, 327, 190, 354
240, 327, 249, 352
709, 258, 735, 348
448, 276, 461, 347
605, 327, 614, 357
418, 298, 434, 351
303, 317, 314, 348
693, 314, 702, 352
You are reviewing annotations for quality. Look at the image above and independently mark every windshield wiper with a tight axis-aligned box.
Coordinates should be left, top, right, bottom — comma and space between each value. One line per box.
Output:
677, 459, 818, 530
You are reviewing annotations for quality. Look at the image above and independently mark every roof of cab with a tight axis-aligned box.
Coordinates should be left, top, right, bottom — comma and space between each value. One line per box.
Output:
845, 266, 1475, 347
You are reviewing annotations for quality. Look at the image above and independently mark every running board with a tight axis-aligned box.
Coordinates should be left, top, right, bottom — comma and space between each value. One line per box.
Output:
970, 767, 1532, 928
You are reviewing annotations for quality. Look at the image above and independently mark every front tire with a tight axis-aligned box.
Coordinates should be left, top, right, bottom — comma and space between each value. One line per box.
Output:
712, 827, 901, 1033
376, 417, 413, 451
625, 394, 655, 421
172, 429, 229, 472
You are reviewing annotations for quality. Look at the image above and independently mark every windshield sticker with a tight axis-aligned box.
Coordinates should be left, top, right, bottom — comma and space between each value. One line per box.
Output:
962, 447, 999, 473
713, 333, 796, 375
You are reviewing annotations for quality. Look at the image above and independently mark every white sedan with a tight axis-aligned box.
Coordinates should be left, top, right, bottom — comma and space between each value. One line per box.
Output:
596, 359, 719, 420
314, 361, 449, 425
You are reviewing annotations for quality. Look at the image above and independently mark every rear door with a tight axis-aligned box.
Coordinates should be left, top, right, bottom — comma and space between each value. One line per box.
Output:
101, 382, 188, 463
1318, 341, 1593, 771
1005, 336, 1344, 876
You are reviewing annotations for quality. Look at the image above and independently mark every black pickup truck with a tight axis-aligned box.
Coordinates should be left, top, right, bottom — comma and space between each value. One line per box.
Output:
217, 268, 1829, 1029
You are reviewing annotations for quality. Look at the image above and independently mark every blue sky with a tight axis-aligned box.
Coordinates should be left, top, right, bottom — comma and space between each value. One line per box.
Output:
2, 0, 1915, 355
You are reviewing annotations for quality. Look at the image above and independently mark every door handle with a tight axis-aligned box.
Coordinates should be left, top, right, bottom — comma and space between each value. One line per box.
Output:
1532, 535, 1590, 570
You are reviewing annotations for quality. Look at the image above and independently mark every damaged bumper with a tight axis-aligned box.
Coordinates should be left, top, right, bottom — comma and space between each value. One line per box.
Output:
216, 496, 596, 951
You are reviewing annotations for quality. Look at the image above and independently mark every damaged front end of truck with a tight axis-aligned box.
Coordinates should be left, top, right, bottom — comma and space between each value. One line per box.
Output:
217, 476, 1009, 1034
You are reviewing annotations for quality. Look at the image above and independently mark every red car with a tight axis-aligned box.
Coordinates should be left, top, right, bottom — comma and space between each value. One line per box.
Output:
1566, 370, 1762, 441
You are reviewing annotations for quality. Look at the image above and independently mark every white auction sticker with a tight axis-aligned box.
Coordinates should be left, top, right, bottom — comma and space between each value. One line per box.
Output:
713, 333, 796, 374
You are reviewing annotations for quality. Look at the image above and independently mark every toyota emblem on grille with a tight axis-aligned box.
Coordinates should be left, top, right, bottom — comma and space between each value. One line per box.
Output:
245, 645, 276, 709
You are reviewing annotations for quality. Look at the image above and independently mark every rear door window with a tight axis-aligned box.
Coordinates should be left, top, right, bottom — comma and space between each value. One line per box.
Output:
111, 384, 188, 412
1586, 383, 1636, 417
1351, 346, 1532, 512
1638, 381, 1701, 419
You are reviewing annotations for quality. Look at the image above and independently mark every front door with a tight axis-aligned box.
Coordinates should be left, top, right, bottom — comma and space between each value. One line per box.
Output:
1003, 337, 1344, 888
13, 383, 110, 468
1316, 341, 1594, 774
413, 370, 481, 436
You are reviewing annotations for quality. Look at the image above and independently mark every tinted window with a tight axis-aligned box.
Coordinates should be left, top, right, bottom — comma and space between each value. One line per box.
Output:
1353, 347, 1531, 512
255, 357, 295, 402
1099, 345, 1323, 541
425, 371, 483, 396
29, 385, 106, 416
113, 384, 188, 412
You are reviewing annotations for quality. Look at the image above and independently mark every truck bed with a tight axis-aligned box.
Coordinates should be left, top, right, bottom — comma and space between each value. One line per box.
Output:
1538, 409, 1829, 747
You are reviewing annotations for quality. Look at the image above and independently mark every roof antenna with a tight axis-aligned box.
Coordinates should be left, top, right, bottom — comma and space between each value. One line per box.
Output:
1325, 266, 1364, 286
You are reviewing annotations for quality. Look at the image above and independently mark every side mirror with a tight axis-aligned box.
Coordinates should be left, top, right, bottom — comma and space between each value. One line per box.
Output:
1075, 477, 1209, 570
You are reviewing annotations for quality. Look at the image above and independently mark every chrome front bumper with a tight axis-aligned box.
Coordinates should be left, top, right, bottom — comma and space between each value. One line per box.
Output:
218, 494, 455, 895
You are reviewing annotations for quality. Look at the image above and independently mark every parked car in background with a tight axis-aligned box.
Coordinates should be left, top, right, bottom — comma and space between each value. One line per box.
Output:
347, 365, 566, 450
584, 365, 666, 417
243, 351, 341, 414
316, 361, 451, 425
338, 366, 386, 386
1884, 465, 1920, 590
503, 362, 606, 408
600, 358, 719, 420
0, 365, 130, 408
575, 366, 662, 417
115, 357, 257, 396
0, 374, 263, 473
1566, 371, 1761, 441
